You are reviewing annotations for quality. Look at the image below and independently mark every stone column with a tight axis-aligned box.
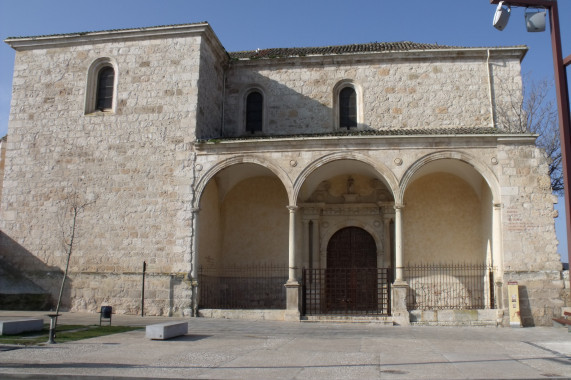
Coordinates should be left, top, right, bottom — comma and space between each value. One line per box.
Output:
394, 204, 405, 283
190, 207, 200, 317
302, 219, 310, 269
287, 205, 298, 283
285, 205, 300, 320
492, 203, 503, 309
391, 203, 409, 325
383, 208, 394, 269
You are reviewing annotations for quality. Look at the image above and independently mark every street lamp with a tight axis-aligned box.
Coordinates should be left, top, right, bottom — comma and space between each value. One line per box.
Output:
490, 0, 571, 287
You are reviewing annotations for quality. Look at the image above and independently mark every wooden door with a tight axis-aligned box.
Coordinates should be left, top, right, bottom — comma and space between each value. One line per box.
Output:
326, 227, 377, 311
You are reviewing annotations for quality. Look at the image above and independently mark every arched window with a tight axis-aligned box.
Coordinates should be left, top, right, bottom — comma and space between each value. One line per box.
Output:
339, 87, 357, 129
246, 91, 263, 133
96, 67, 115, 111
85, 57, 117, 114
334, 80, 362, 130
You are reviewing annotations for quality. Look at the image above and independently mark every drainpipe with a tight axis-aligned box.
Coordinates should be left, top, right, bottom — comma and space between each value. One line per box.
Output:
221, 69, 226, 138
486, 49, 496, 128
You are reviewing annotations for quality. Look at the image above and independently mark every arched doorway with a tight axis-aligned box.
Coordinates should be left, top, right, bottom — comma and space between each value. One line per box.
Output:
296, 157, 395, 316
327, 227, 377, 269
326, 227, 378, 312
197, 162, 290, 310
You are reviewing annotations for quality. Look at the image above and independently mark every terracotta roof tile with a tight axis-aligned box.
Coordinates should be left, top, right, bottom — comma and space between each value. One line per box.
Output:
229, 41, 465, 60
199, 127, 520, 143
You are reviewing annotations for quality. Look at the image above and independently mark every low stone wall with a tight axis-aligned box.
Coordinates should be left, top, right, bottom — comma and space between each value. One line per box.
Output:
409, 309, 504, 326
198, 309, 286, 321
23, 271, 193, 317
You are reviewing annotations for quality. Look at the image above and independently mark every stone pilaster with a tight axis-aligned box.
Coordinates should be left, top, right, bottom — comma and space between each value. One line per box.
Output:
190, 207, 200, 317
284, 282, 301, 321
391, 282, 410, 326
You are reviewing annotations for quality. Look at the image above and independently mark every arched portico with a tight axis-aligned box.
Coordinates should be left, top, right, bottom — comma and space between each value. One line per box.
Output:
399, 152, 501, 311
194, 155, 295, 208
295, 156, 396, 273
295, 156, 396, 316
294, 152, 399, 202
194, 158, 291, 313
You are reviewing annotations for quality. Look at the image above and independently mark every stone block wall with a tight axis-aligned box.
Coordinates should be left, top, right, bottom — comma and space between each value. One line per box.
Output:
67, 271, 192, 315
223, 49, 525, 137
495, 142, 563, 325
0, 25, 222, 316
196, 32, 226, 140
0, 136, 6, 203
0, 23, 563, 322
498, 143, 561, 272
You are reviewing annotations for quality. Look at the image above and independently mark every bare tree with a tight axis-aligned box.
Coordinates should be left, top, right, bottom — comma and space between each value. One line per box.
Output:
496, 76, 562, 194
54, 188, 96, 323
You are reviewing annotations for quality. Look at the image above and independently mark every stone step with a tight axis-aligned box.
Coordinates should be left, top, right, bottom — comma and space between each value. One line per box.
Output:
301, 315, 394, 325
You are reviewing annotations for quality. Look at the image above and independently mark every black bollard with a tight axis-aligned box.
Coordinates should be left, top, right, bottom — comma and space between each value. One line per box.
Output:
46, 313, 60, 344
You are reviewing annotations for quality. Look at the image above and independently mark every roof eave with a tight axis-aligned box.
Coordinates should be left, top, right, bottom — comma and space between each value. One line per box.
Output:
4, 22, 213, 51
230, 46, 528, 64
196, 132, 538, 150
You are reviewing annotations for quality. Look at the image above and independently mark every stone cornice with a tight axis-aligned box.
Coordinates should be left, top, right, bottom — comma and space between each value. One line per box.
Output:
230, 46, 528, 68
4, 23, 218, 51
195, 133, 538, 154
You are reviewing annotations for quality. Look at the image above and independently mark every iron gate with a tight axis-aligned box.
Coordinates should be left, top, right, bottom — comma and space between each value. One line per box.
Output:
302, 268, 392, 316
198, 265, 288, 309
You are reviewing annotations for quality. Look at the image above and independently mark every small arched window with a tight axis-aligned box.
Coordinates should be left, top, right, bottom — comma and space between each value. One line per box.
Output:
246, 91, 263, 133
96, 67, 115, 111
85, 58, 117, 114
339, 87, 357, 129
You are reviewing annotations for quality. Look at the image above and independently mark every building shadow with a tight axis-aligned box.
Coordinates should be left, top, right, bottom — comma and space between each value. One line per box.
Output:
0, 231, 66, 311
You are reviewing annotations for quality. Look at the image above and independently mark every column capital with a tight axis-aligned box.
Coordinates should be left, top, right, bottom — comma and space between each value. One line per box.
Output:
394, 203, 405, 210
287, 205, 299, 212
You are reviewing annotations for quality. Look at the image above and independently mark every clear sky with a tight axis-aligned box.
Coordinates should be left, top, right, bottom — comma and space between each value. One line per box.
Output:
0, 0, 570, 262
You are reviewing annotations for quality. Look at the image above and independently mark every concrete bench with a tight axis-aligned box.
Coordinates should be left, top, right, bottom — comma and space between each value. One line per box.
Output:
0, 318, 44, 335
145, 321, 188, 340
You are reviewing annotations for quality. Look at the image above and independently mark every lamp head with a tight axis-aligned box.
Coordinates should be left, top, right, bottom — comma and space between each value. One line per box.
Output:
493, 1, 511, 31
525, 10, 546, 32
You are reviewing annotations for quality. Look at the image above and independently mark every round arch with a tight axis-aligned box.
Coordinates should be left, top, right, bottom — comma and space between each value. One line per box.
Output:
399, 150, 500, 203
194, 155, 294, 208
84, 57, 119, 114
293, 151, 399, 203
321, 220, 384, 257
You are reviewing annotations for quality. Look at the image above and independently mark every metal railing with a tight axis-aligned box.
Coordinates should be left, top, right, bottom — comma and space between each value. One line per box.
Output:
404, 263, 494, 310
302, 268, 392, 316
198, 264, 288, 309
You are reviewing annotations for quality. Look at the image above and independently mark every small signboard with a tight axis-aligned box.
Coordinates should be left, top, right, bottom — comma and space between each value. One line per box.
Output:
507, 281, 521, 328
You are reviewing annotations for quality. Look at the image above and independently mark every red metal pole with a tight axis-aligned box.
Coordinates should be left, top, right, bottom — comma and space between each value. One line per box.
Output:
548, 2, 571, 288
491, 1, 571, 288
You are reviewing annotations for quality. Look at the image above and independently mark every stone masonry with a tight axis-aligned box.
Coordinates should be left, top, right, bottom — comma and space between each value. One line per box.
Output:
0, 23, 567, 324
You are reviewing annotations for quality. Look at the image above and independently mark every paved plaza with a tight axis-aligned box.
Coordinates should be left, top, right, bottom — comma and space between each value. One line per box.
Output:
0, 311, 570, 379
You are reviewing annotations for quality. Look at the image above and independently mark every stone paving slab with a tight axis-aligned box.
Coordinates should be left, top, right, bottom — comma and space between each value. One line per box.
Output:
0, 311, 570, 379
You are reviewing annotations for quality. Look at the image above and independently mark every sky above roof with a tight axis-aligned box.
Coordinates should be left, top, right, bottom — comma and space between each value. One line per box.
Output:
0, 0, 570, 261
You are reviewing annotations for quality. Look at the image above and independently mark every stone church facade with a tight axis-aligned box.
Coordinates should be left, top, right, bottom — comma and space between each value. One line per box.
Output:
1, 22, 567, 326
